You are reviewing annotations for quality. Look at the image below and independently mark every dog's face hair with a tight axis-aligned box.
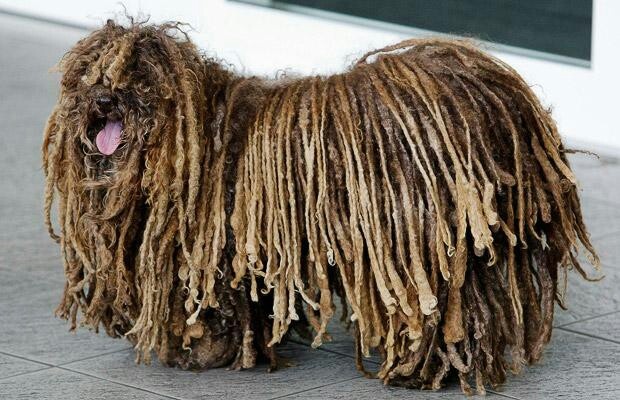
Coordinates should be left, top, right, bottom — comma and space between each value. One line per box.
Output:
80, 79, 137, 180
49, 21, 204, 186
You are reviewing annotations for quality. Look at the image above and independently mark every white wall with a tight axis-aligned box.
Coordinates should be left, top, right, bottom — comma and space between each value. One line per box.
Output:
2, 0, 618, 154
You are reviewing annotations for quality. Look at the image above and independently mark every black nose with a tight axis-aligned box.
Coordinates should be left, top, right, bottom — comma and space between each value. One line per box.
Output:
96, 95, 113, 110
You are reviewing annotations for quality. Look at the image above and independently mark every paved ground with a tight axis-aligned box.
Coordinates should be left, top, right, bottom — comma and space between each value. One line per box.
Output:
1, 12, 619, 400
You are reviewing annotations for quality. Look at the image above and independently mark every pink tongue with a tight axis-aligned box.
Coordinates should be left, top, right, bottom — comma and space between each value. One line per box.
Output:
96, 120, 123, 155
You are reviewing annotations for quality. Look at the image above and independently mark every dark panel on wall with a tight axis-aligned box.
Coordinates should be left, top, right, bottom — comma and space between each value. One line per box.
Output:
254, 0, 593, 61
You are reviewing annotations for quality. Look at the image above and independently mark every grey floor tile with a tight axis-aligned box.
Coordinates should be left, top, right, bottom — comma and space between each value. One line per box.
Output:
0, 212, 65, 280
290, 302, 382, 368
566, 153, 620, 237
0, 226, 64, 280
553, 262, 620, 326
64, 343, 361, 400
587, 234, 620, 269
0, 368, 171, 400
0, 15, 73, 280
276, 376, 471, 399
554, 227, 620, 326
0, 268, 130, 365
498, 329, 620, 400
560, 311, 620, 344
552, 228, 617, 326
0, 15, 116, 367
0, 353, 48, 380
572, 162, 620, 205
579, 197, 620, 239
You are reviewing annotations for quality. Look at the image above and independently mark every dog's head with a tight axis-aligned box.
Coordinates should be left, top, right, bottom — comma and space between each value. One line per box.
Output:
47, 20, 210, 183
42, 19, 222, 241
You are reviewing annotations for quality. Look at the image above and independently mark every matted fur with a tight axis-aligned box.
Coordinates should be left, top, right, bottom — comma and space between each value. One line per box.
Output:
43, 20, 599, 393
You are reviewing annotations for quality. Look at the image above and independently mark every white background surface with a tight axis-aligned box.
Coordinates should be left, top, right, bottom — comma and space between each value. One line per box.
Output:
1, 0, 618, 154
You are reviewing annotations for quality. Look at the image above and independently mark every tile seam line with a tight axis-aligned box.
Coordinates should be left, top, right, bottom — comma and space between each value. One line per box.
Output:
0, 350, 54, 367
0, 366, 53, 381
268, 376, 362, 399
57, 365, 184, 400
288, 338, 381, 365
487, 389, 523, 399
0, 348, 181, 399
56, 346, 133, 367
556, 309, 620, 328
0, 346, 131, 368
557, 326, 620, 345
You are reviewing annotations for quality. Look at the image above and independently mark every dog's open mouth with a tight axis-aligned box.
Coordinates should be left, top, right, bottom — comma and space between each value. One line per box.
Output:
95, 119, 123, 155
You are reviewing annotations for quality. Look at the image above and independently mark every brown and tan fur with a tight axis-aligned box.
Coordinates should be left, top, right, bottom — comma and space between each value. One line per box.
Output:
43, 20, 599, 393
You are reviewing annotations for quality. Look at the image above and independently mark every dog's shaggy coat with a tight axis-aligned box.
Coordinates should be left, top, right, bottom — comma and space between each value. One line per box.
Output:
43, 21, 599, 393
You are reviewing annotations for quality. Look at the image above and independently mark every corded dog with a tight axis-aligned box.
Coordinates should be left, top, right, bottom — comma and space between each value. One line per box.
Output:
43, 20, 599, 394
